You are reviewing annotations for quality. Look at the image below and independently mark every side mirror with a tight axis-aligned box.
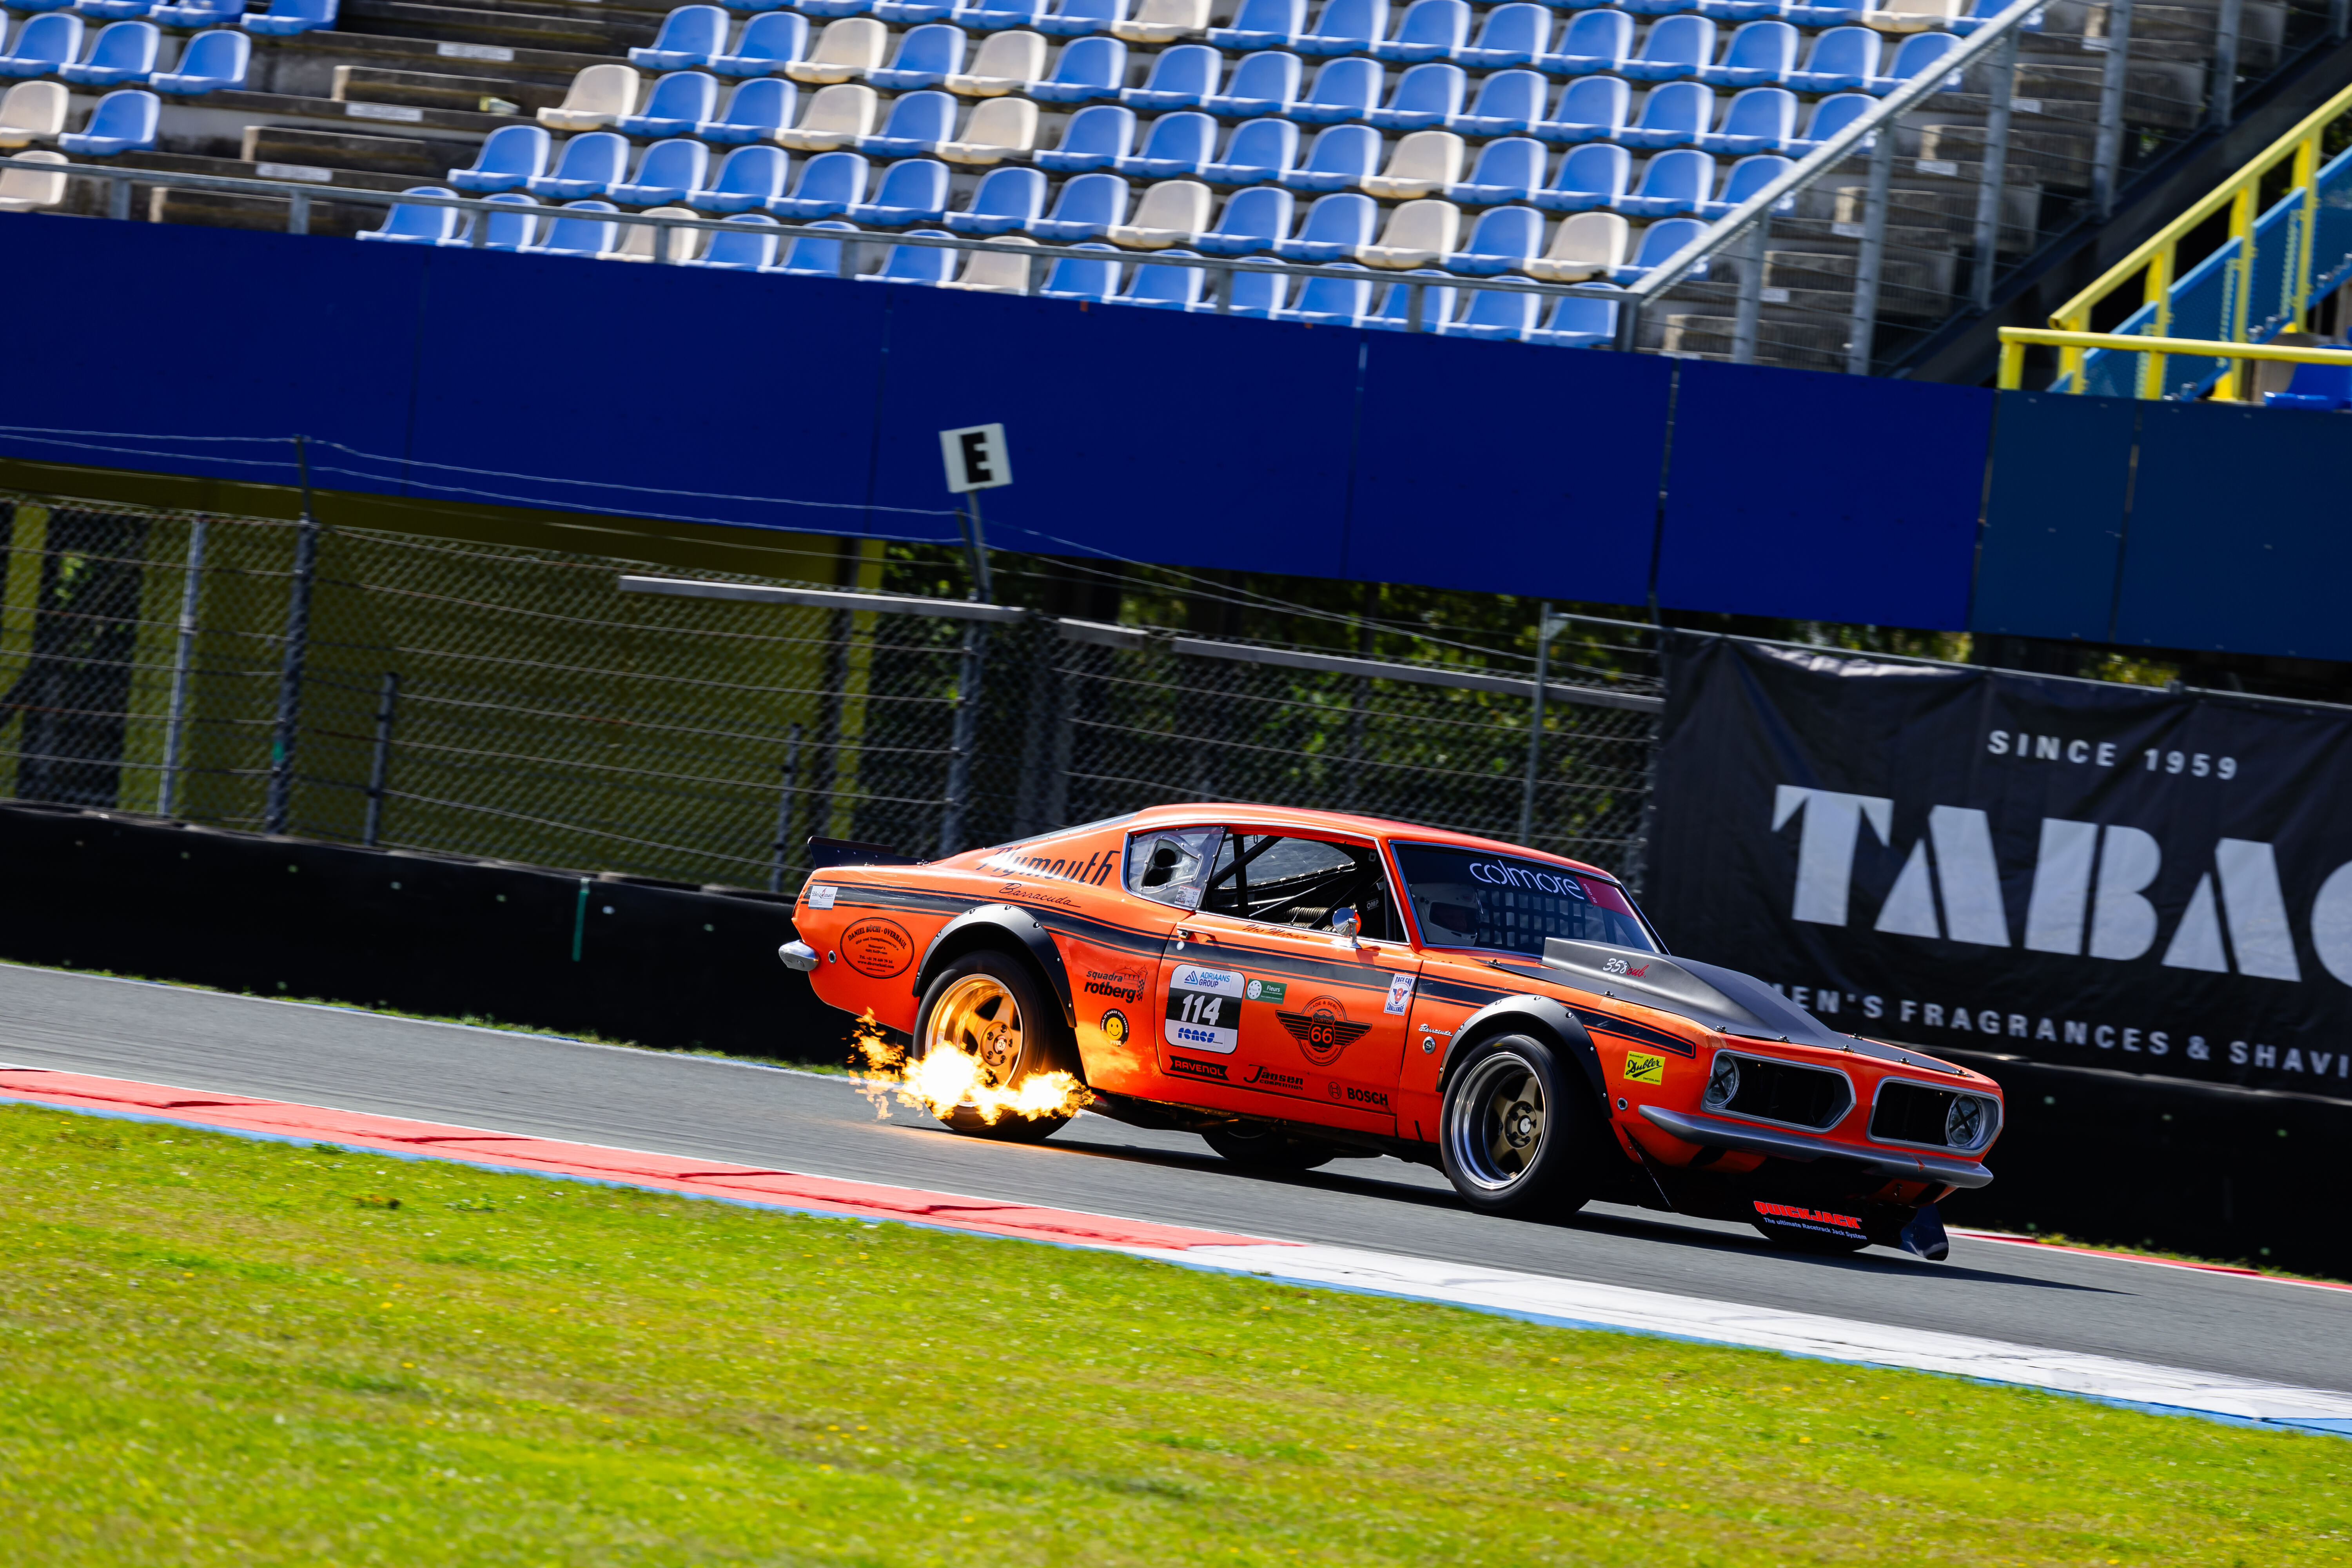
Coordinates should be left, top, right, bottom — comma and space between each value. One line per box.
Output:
1330, 906, 1361, 942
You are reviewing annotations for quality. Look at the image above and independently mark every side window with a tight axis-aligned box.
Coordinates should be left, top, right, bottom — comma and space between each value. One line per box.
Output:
1200, 834, 1404, 940
1124, 826, 1221, 908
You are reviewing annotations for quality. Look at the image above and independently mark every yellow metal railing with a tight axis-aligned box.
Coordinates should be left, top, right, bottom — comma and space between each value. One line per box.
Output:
2041, 76, 2352, 399
1996, 327, 2352, 393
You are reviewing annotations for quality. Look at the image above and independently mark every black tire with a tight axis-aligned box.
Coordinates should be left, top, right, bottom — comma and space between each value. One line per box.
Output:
1437, 1033, 1599, 1218
911, 950, 1080, 1143
1201, 1121, 1336, 1171
1751, 1222, 1872, 1256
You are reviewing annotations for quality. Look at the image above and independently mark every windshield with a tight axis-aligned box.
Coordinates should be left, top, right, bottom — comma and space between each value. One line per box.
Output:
1390, 843, 1657, 957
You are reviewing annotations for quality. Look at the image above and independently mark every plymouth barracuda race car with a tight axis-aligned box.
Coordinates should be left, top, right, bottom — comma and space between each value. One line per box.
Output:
780, 805, 2002, 1259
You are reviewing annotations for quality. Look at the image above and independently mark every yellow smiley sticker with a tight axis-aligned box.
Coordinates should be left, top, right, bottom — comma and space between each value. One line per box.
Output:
1623, 1052, 1665, 1087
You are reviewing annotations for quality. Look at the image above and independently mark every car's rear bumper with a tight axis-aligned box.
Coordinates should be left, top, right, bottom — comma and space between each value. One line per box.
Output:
1639, 1105, 1994, 1189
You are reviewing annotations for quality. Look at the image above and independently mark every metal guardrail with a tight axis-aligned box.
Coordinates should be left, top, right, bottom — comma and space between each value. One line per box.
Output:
1995, 323, 2352, 390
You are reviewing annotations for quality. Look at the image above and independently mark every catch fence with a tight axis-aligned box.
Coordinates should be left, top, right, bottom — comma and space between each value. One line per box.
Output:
0, 488, 1664, 896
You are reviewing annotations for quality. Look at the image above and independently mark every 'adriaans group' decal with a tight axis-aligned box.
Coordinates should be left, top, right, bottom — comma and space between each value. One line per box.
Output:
1165, 964, 1244, 1054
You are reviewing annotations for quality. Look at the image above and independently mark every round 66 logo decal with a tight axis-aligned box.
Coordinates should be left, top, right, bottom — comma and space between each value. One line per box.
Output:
1276, 995, 1372, 1065
838, 917, 914, 979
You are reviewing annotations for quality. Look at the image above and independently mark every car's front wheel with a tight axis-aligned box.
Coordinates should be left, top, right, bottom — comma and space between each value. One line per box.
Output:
912, 951, 1080, 1142
1437, 1034, 1598, 1218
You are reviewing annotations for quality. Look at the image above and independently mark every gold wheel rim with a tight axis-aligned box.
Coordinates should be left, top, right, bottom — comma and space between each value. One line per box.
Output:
926, 973, 1025, 1098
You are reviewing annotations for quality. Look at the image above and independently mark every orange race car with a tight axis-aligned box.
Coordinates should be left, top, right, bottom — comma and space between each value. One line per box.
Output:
779, 805, 2002, 1259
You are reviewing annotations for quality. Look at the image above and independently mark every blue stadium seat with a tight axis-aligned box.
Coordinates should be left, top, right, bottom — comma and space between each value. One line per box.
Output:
1531, 138, 1628, 209
859, 88, 957, 153
1207, 0, 1304, 49
526, 132, 630, 198
1120, 43, 1220, 109
1785, 26, 1878, 91
439, 192, 541, 250
147, 25, 245, 92
240, 0, 333, 35
765, 148, 870, 214
1278, 122, 1378, 189
1201, 115, 1299, 181
682, 212, 783, 267
956, 0, 1041, 29
1372, 0, 1466, 62
1296, 0, 1387, 56
1698, 0, 1783, 19
1790, 89, 1874, 152
73, 0, 154, 20
1039, 240, 1123, 298
1871, 30, 1957, 91
523, 198, 621, 257
1443, 201, 1541, 275
1539, 7, 1632, 73
1699, 150, 1791, 215
866, 23, 967, 89
1616, 146, 1711, 214
1611, 213, 1707, 281
1036, 103, 1134, 168
1201, 263, 1290, 315
1528, 291, 1616, 346
719, 0, 796, 12
1533, 73, 1628, 142
767, 218, 860, 273
1024, 33, 1126, 99
710, 11, 807, 74
860, 227, 958, 281
1446, 69, 1547, 136
1192, 181, 1293, 252
356, 186, 462, 244
149, 0, 242, 24
1116, 109, 1216, 175
1445, 135, 1545, 204
1362, 268, 1454, 329
0, 15, 84, 78
1271, 260, 1372, 321
698, 76, 797, 140
450, 126, 552, 194
847, 155, 950, 221
1618, 80, 1713, 148
1200, 50, 1302, 118
632, 5, 730, 69
1784, 0, 1866, 17
62, 20, 157, 85
1697, 85, 1793, 153
2263, 351, 2352, 410
1621, 15, 1713, 80
1619, 0, 1703, 16
1272, 188, 1373, 258
610, 137, 711, 203
799, 0, 875, 15
1036, 0, 1132, 37
1457, 3, 1552, 67
1028, 169, 1129, 236
56, 86, 155, 151
686, 142, 791, 209
1439, 278, 1541, 338
875, 0, 956, 21
1289, 55, 1380, 123
945, 162, 1047, 229
1368, 60, 1465, 130
1110, 248, 1206, 306
618, 72, 720, 136
1698, 18, 1793, 85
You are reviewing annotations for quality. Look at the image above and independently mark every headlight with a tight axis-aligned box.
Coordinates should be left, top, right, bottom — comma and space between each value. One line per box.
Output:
1945, 1095, 1989, 1149
1704, 1054, 1739, 1110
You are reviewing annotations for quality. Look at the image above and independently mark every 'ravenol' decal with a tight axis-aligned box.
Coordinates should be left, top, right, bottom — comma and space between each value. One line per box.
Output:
1166, 965, 1244, 1055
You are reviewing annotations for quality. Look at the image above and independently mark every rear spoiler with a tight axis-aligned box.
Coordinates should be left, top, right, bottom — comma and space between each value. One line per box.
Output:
807, 836, 923, 870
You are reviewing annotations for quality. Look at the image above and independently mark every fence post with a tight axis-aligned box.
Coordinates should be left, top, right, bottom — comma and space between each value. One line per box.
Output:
1518, 604, 1561, 847
362, 670, 399, 848
1731, 218, 1770, 364
2209, 0, 2243, 128
107, 171, 131, 221
2092, 0, 2135, 219
1844, 132, 1895, 375
938, 624, 987, 857
1012, 621, 1057, 837
156, 515, 208, 819
1215, 263, 1234, 314
1045, 633, 1075, 830
769, 722, 802, 894
287, 189, 311, 236
1970, 25, 2020, 310
264, 438, 319, 837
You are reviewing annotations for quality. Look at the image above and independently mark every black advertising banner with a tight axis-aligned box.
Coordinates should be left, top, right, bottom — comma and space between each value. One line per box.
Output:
1646, 635, 2352, 1100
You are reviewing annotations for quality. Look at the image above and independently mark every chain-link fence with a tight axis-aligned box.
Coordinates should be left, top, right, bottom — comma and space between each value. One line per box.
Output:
0, 489, 1663, 897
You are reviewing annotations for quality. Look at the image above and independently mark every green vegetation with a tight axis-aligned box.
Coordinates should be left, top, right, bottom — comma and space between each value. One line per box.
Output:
3, 1103, 2345, 1565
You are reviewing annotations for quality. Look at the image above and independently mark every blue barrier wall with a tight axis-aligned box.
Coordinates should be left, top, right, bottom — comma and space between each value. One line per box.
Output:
2, 213, 2341, 659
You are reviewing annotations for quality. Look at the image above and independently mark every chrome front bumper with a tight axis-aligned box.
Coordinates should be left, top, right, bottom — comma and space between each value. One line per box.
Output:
1639, 1105, 1994, 1190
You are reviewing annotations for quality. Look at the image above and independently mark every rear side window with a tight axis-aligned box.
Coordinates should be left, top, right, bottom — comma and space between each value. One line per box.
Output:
1200, 833, 1404, 940
1391, 842, 1654, 956
1124, 826, 1221, 907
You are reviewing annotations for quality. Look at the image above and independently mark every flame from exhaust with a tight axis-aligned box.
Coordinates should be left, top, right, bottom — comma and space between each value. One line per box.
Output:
849, 1010, 1090, 1126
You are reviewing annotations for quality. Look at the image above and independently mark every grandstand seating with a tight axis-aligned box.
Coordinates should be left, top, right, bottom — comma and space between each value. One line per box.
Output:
0, 0, 2271, 359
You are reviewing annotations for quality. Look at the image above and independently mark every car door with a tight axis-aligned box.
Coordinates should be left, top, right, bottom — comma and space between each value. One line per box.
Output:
1153, 828, 1421, 1135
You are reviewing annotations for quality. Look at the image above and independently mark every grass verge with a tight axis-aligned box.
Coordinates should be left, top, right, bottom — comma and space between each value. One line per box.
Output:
2, 1103, 2346, 1565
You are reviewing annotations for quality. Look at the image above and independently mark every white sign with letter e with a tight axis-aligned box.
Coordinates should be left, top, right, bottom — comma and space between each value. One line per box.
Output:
939, 424, 1013, 493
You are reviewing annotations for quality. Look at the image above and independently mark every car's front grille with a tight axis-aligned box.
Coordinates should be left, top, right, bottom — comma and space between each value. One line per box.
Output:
1718, 1057, 1849, 1129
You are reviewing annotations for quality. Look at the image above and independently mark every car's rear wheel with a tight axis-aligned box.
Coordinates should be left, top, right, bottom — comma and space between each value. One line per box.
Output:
913, 951, 1079, 1143
1201, 1121, 1336, 1171
1438, 1034, 1597, 1217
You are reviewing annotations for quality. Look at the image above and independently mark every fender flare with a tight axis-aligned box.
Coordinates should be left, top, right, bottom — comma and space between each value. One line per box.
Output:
910, 904, 1076, 1027
1436, 995, 1606, 1107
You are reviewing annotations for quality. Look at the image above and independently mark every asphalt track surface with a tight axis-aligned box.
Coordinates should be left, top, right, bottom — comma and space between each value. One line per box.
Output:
5, 962, 2345, 1394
